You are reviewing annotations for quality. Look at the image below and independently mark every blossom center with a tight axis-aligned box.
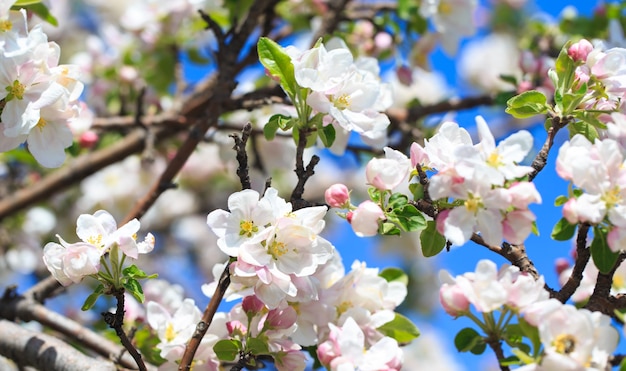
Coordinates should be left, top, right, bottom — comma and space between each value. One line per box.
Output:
602, 186, 622, 208
239, 220, 258, 237
464, 196, 482, 213
6, 80, 25, 101
486, 151, 503, 168
336, 300, 352, 315
438, 1, 453, 15
553, 334, 576, 354
0, 19, 12, 32
87, 234, 103, 248
268, 240, 288, 259
332, 94, 351, 110
164, 323, 176, 342
36, 118, 47, 131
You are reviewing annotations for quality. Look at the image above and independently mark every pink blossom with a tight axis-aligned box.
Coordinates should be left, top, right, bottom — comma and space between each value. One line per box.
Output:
439, 282, 470, 316
324, 183, 350, 208
350, 201, 384, 237
568, 39, 594, 62
365, 147, 411, 190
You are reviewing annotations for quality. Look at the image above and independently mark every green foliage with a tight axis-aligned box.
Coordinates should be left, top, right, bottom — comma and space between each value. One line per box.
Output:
505, 90, 548, 118
554, 195, 569, 207
590, 226, 619, 274
246, 337, 270, 356
214, 339, 242, 361
551, 217, 577, 241
257, 37, 297, 98
134, 327, 167, 366
387, 204, 426, 232
454, 327, 486, 354
264, 114, 295, 140
123, 278, 145, 303
81, 284, 105, 311
377, 313, 420, 344
420, 220, 447, 257
12, 1, 58, 26
317, 121, 336, 148
379, 267, 409, 286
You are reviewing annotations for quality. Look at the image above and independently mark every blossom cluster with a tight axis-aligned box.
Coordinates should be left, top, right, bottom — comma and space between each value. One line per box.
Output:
412, 116, 542, 246
439, 259, 548, 316
43, 210, 154, 286
287, 38, 392, 154
567, 38, 626, 113
556, 120, 626, 252
0, 1, 85, 167
441, 260, 619, 369
196, 188, 409, 370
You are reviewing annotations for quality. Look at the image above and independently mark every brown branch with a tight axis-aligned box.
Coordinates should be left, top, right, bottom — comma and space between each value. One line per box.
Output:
469, 234, 540, 280
486, 337, 510, 371
230, 123, 253, 190
406, 94, 496, 122
179, 262, 231, 371
0, 319, 117, 371
552, 223, 590, 303
290, 128, 320, 210
0, 287, 148, 370
585, 252, 626, 318
102, 288, 146, 371
527, 115, 567, 182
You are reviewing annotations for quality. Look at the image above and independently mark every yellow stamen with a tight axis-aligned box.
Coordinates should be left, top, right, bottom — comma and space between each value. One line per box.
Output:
553, 334, 576, 354
239, 220, 258, 237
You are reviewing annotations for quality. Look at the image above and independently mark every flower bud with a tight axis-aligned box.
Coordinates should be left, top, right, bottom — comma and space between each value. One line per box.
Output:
325, 183, 350, 208
242, 295, 265, 314
350, 201, 384, 237
439, 283, 470, 316
568, 39, 594, 62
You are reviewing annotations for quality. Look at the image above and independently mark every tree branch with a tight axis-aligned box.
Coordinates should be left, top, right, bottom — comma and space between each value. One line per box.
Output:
0, 319, 117, 371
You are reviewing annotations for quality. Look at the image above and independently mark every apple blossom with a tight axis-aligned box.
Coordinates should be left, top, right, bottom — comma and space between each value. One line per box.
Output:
365, 147, 412, 191
325, 183, 350, 208
42, 238, 101, 286
349, 200, 385, 237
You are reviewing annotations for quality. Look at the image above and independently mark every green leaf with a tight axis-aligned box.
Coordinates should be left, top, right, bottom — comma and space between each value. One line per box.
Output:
123, 265, 150, 279
367, 187, 382, 203
214, 339, 242, 361
246, 337, 270, 356
505, 90, 548, 118
380, 222, 401, 236
420, 220, 446, 257
554, 195, 569, 207
81, 284, 105, 311
561, 92, 586, 115
620, 356, 626, 371
388, 193, 409, 209
454, 327, 484, 353
390, 204, 426, 232
551, 217, 577, 241
257, 37, 297, 98
554, 44, 575, 94
265, 114, 294, 140
408, 182, 424, 200
590, 227, 619, 274
13, 0, 42, 5
379, 267, 409, 286
568, 120, 599, 142
317, 122, 336, 148
123, 278, 145, 303
377, 313, 420, 344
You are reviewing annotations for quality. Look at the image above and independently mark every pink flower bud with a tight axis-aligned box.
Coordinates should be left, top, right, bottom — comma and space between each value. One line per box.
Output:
374, 32, 393, 51
568, 39, 593, 62
226, 320, 247, 336
79, 131, 99, 148
350, 201, 384, 237
325, 183, 350, 208
397, 65, 413, 86
439, 283, 470, 316
555, 258, 570, 276
242, 295, 265, 314
264, 306, 297, 330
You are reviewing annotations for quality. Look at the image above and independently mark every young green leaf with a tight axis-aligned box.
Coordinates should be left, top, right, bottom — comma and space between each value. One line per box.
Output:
390, 204, 426, 232
454, 327, 483, 353
590, 227, 619, 274
505, 90, 548, 119
551, 217, 577, 241
257, 37, 297, 98
377, 313, 420, 344
420, 220, 447, 257
81, 284, 105, 311
123, 278, 145, 303
214, 339, 242, 361
379, 267, 409, 285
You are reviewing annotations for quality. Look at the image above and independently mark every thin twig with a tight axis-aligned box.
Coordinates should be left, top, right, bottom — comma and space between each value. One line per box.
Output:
179, 262, 231, 370
102, 288, 146, 371
553, 223, 590, 302
230, 123, 253, 190
290, 128, 320, 210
